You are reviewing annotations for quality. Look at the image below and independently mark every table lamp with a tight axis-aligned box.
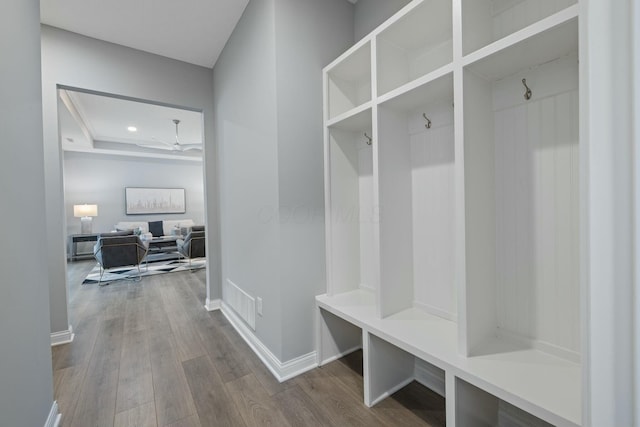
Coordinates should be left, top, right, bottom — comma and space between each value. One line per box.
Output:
74, 204, 98, 234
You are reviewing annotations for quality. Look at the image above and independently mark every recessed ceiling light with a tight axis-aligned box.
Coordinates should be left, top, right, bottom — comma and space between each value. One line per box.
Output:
127, 126, 137, 132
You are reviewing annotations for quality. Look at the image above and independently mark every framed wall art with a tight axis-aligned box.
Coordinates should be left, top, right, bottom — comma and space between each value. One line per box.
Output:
125, 187, 186, 215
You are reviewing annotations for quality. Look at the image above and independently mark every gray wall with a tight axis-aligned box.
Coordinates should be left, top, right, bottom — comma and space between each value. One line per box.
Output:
354, 0, 411, 41
63, 152, 205, 235
214, 0, 283, 356
214, 0, 353, 361
41, 26, 220, 335
0, 1, 56, 426
274, 0, 354, 360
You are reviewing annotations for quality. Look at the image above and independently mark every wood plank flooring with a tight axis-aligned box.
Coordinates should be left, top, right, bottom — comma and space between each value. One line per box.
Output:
54, 261, 446, 427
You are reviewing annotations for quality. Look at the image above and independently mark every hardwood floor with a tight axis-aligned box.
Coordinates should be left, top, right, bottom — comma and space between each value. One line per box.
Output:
54, 261, 446, 427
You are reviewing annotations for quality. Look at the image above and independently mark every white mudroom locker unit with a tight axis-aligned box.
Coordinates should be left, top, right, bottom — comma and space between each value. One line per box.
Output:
316, 0, 588, 426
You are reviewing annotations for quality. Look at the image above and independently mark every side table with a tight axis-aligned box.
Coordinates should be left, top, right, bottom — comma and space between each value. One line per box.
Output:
68, 233, 100, 261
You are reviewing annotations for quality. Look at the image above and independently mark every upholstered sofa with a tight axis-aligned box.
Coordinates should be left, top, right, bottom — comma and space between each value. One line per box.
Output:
115, 219, 195, 238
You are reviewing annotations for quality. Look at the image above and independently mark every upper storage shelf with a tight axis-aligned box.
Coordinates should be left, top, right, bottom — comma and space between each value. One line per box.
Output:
462, 0, 578, 56
326, 41, 372, 121
464, 13, 578, 81
376, 0, 452, 97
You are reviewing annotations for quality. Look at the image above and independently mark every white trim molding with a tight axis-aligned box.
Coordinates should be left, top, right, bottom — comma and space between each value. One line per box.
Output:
221, 301, 317, 382
204, 298, 221, 311
583, 0, 636, 424
44, 401, 61, 427
50, 325, 74, 347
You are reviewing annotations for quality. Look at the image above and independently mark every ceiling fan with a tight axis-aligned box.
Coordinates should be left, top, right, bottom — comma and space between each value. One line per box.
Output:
138, 119, 202, 152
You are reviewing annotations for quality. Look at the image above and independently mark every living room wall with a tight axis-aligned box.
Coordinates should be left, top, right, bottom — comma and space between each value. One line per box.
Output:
41, 25, 219, 338
63, 152, 205, 236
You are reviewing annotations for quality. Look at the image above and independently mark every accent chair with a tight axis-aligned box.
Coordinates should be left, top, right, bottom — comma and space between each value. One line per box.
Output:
176, 226, 205, 268
93, 232, 148, 285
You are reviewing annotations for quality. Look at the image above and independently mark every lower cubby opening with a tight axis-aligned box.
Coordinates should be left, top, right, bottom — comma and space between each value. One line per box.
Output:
456, 378, 553, 427
322, 349, 446, 427
317, 307, 363, 366
317, 308, 446, 426
365, 333, 446, 425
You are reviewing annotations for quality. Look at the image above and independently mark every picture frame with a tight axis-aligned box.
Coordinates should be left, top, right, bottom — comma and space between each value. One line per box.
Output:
125, 187, 186, 215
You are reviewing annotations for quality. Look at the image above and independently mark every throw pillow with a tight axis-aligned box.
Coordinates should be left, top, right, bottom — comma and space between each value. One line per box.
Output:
148, 221, 164, 237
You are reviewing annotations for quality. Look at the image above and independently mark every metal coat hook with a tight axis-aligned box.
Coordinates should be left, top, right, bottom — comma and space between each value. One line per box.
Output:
422, 113, 432, 129
522, 78, 532, 100
364, 132, 372, 146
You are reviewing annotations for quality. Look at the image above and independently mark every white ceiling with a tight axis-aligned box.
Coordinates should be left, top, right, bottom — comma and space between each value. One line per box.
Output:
43, 0, 354, 161
59, 90, 204, 161
40, 0, 250, 68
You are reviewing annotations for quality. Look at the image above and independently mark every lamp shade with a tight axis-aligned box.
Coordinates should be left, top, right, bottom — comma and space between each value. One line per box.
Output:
73, 204, 98, 217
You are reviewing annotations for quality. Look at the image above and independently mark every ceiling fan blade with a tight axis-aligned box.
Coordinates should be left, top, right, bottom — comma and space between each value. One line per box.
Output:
135, 143, 174, 151
153, 139, 174, 147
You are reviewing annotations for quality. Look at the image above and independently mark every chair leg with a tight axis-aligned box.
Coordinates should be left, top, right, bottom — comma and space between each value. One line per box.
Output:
98, 267, 107, 286
135, 263, 142, 282
189, 257, 197, 272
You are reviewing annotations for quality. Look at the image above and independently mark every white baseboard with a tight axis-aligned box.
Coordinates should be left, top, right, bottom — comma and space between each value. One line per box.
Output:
221, 301, 317, 382
44, 401, 61, 427
204, 298, 221, 311
51, 326, 74, 347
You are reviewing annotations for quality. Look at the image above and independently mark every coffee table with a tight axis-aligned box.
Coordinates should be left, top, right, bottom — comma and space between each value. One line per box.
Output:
144, 235, 181, 263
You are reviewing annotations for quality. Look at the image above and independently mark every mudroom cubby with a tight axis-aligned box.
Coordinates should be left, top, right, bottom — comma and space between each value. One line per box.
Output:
461, 18, 580, 361
364, 332, 446, 408
324, 108, 377, 303
316, 306, 364, 366
326, 41, 372, 121
461, 0, 578, 56
377, 72, 456, 321
318, 0, 583, 425
455, 377, 556, 427
376, 0, 452, 97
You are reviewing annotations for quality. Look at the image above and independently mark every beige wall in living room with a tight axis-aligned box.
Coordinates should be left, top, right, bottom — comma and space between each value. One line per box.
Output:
63, 152, 205, 236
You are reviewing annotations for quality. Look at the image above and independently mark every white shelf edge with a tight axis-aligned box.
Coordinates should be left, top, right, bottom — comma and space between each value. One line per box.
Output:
377, 62, 454, 106
323, 37, 372, 74
316, 292, 376, 330
368, 0, 426, 39
326, 101, 372, 128
461, 4, 579, 69
366, 310, 458, 372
